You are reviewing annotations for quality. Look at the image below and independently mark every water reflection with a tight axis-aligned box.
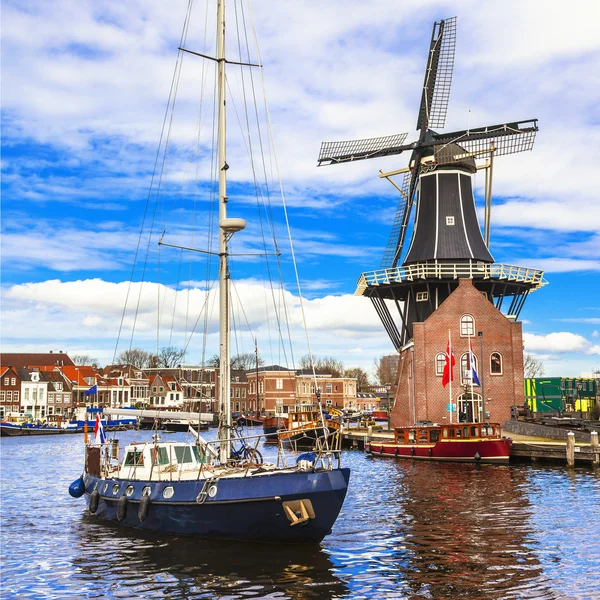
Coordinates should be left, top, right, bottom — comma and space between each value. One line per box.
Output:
385, 461, 556, 599
71, 515, 348, 599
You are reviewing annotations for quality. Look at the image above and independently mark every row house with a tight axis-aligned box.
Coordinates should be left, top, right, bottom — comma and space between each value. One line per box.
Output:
231, 369, 250, 414
246, 365, 296, 415
102, 365, 150, 409
144, 366, 217, 413
148, 374, 184, 409
0, 367, 22, 420
295, 370, 357, 410
44, 370, 74, 419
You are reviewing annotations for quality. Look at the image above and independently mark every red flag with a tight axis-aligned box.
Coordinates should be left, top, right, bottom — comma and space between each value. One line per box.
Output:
442, 336, 456, 388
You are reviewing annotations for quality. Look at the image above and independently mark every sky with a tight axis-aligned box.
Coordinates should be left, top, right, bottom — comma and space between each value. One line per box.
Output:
1, 0, 600, 378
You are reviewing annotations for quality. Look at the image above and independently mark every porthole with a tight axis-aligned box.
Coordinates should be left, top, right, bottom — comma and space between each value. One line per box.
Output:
208, 485, 218, 498
103, 483, 108, 494
142, 486, 152, 497
163, 486, 174, 499
126, 485, 134, 497
112, 484, 120, 495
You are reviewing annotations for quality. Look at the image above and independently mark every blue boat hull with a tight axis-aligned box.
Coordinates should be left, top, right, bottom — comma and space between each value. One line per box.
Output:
83, 468, 350, 543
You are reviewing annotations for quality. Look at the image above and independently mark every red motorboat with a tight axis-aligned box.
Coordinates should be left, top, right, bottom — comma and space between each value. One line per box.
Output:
365, 422, 511, 464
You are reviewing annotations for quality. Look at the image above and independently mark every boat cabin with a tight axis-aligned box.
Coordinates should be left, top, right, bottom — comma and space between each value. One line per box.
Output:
87, 441, 212, 481
394, 423, 501, 445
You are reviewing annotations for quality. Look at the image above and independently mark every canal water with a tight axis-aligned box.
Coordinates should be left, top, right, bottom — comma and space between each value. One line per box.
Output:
1, 428, 599, 599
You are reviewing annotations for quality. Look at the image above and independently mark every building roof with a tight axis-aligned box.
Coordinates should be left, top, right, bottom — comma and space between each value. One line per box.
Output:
0, 353, 75, 368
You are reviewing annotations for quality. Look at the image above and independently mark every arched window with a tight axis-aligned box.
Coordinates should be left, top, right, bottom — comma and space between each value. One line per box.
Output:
490, 352, 503, 375
460, 314, 475, 336
460, 353, 478, 385
435, 353, 446, 376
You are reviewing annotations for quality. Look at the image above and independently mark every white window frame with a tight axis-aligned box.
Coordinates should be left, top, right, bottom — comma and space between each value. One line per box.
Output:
435, 352, 445, 376
490, 352, 503, 375
416, 291, 428, 302
460, 314, 475, 337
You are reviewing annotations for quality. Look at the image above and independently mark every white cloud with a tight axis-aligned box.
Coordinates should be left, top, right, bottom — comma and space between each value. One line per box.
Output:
523, 332, 593, 354
0, 278, 393, 371
592, 330, 599, 338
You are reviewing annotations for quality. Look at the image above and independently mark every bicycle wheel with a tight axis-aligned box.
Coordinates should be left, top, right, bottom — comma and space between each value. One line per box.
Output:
242, 447, 263, 465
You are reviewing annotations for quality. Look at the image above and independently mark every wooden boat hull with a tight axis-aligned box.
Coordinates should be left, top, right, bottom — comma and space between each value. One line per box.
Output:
263, 416, 289, 444
82, 467, 350, 543
365, 438, 512, 463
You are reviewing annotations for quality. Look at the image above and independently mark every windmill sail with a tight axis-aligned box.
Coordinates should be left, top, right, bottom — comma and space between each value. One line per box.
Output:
318, 132, 409, 166
416, 17, 457, 131
381, 171, 412, 268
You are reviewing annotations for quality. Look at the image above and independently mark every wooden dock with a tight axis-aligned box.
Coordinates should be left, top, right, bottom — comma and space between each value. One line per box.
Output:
341, 428, 600, 466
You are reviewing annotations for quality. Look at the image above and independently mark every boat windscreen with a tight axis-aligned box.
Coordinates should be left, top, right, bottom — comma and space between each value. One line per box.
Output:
174, 446, 194, 464
152, 447, 169, 466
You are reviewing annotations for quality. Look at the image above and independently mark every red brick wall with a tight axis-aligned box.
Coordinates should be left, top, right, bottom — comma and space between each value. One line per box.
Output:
391, 278, 525, 427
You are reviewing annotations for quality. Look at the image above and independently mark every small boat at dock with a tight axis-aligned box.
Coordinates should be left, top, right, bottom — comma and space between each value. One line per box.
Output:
365, 422, 512, 463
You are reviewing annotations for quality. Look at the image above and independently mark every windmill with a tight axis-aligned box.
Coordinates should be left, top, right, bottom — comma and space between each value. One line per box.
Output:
318, 17, 546, 350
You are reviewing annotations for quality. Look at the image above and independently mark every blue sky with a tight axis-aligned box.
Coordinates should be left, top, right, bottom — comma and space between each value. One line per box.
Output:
1, 0, 599, 377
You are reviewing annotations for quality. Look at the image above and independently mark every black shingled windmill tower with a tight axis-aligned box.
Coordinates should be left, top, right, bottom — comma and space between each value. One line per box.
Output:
318, 17, 546, 351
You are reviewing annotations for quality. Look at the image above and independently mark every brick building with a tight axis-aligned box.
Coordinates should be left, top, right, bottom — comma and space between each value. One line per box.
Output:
391, 278, 525, 427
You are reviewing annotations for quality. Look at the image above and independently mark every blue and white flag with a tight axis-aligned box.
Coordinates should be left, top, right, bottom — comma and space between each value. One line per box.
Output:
469, 339, 481, 387
85, 384, 98, 396
94, 415, 106, 444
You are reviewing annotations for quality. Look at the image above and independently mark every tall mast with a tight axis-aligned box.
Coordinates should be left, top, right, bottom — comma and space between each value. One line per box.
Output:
217, 0, 231, 463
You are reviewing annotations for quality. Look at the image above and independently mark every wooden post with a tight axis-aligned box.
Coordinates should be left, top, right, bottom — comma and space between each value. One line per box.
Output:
566, 431, 575, 466
591, 431, 599, 467
84, 421, 88, 444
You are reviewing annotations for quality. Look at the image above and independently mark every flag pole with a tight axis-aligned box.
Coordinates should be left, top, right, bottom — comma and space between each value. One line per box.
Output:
469, 332, 474, 421
449, 329, 453, 424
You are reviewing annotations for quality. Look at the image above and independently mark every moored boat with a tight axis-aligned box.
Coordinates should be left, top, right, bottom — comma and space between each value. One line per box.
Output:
365, 422, 511, 463
277, 404, 341, 450
1, 422, 85, 436
68, 0, 350, 543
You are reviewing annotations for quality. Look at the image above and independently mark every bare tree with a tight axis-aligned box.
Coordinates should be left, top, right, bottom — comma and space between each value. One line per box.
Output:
374, 356, 396, 386
524, 354, 545, 378
231, 353, 264, 370
157, 346, 185, 368
205, 354, 220, 367
118, 348, 153, 369
71, 354, 98, 368
344, 367, 371, 392
299, 355, 345, 377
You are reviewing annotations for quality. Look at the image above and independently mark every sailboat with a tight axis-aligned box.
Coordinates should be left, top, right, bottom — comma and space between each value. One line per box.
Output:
68, 0, 350, 543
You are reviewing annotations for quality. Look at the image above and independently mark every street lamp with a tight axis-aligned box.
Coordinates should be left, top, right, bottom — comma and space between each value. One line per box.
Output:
385, 383, 392, 431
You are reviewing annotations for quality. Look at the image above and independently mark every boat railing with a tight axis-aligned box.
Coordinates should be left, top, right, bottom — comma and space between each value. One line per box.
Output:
89, 427, 342, 480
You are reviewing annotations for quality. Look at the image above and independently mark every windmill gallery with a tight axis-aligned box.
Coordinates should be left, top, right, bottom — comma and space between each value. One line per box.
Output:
319, 17, 546, 460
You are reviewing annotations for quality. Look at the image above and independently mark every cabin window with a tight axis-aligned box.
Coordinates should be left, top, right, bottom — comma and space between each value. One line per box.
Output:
463, 427, 469, 438
416, 291, 428, 302
430, 430, 440, 443
442, 428, 448, 439
152, 447, 169, 466
490, 352, 502, 375
460, 314, 475, 336
192, 446, 207, 463
174, 446, 194, 464
435, 353, 445, 376
455, 428, 461, 438
124, 450, 144, 466
408, 429, 416, 443
470, 426, 478, 437
481, 425, 493, 436
418, 429, 428, 443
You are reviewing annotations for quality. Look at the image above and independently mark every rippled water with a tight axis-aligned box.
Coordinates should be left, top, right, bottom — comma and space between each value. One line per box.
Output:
1, 428, 599, 599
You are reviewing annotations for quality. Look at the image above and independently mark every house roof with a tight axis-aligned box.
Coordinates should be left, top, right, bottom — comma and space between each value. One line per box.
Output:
0, 353, 75, 368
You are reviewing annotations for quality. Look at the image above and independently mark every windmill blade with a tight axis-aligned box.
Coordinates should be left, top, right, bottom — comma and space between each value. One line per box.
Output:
416, 17, 457, 131
317, 132, 410, 166
380, 150, 421, 269
430, 119, 538, 163
380, 171, 412, 268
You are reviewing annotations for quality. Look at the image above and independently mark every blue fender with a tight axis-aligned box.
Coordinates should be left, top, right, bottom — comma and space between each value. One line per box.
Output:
68, 476, 85, 498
